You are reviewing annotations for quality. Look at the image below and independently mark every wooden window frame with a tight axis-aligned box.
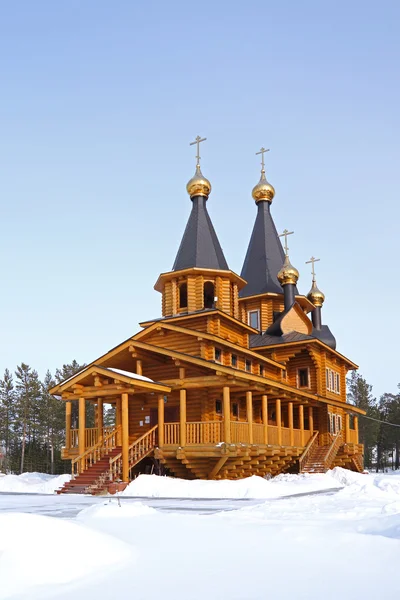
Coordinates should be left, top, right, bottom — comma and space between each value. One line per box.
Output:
245, 359, 252, 373
215, 400, 222, 415
297, 367, 310, 389
214, 347, 222, 363
248, 309, 260, 331
231, 354, 238, 368
232, 402, 239, 419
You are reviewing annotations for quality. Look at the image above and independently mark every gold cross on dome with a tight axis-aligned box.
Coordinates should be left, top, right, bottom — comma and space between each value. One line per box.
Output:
278, 229, 294, 256
190, 135, 207, 167
305, 256, 320, 281
256, 146, 270, 171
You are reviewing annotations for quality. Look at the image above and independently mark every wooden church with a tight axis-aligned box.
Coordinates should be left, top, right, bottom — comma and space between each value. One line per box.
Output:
51, 138, 365, 494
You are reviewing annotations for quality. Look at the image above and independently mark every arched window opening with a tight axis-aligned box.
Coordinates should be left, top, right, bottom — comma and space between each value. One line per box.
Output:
179, 283, 188, 309
203, 281, 215, 309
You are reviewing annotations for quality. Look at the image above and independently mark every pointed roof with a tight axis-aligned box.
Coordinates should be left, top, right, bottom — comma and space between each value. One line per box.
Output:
172, 196, 229, 271
240, 201, 294, 296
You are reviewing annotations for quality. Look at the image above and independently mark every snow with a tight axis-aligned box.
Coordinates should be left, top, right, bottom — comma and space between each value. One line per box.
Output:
107, 368, 154, 383
122, 471, 342, 498
0, 472, 71, 494
1, 469, 400, 599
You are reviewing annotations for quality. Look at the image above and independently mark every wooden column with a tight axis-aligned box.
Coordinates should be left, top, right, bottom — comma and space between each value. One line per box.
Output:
309, 406, 314, 436
116, 397, 122, 445
121, 393, 129, 482
223, 386, 231, 443
262, 395, 268, 444
246, 391, 253, 444
299, 404, 305, 446
276, 399, 282, 445
288, 402, 294, 446
354, 416, 359, 443
180, 389, 187, 447
345, 413, 350, 443
97, 398, 104, 439
78, 397, 85, 469
136, 359, 143, 376
65, 402, 72, 449
158, 394, 164, 447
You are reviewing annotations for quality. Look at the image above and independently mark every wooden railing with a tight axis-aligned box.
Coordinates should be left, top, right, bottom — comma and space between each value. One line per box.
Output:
281, 427, 291, 446
109, 425, 158, 481
252, 423, 265, 444
231, 422, 250, 443
324, 433, 342, 470
268, 425, 279, 445
69, 427, 116, 449
299, 431, 319, 472
71, 426, 121, 477
348, 429, 358, 444
70, 429, 79, 448
186, 421, 223, 444
293, 430, 302, 447
164, 423, 180, 445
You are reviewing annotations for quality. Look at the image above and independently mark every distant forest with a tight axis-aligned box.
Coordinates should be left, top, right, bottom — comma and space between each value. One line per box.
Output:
0, 363, 399, 474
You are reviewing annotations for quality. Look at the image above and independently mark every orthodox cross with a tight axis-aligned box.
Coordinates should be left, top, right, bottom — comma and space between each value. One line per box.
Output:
190, 135, 207, 167
278, 229, 294, 256
256, 146, 270, 170
305, 256, 320, 281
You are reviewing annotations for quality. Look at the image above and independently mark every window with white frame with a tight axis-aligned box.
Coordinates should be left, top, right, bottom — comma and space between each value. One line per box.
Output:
248, 309, 260, 331
326, 368, 341, 394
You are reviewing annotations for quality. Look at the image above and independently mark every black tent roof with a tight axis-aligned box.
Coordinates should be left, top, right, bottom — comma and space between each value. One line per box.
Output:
173, 196, 229, 271
240, 201, 298, 297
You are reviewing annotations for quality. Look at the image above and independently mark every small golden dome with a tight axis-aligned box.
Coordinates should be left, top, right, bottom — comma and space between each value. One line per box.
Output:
307, 279, 325, 307
277, 255, 299, 286
252, 170, 275, 203
186, 165, 211, 198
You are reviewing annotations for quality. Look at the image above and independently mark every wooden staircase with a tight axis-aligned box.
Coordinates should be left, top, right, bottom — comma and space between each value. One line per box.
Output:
299, 432, 342, 474
58, 425, 158, 495
58, 447, 122, 494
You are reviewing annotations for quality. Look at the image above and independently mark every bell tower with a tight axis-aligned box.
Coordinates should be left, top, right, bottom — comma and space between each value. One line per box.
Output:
154, 136, 246, 319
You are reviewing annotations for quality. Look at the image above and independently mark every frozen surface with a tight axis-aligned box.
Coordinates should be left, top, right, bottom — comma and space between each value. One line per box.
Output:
0, 468, 399, 600
0, 472, 71, 494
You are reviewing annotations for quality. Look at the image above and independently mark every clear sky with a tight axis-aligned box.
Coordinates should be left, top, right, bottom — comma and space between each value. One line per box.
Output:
0, 1, 399, 399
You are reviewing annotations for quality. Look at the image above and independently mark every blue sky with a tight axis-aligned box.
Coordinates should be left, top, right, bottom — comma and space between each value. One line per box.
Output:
0, 1, 399, 398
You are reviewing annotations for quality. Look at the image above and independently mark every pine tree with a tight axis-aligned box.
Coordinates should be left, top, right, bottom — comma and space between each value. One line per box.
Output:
15, 363, 41, 473
347, 371, 379, 468
54, 360, 87, 428
0, 369, 16, 471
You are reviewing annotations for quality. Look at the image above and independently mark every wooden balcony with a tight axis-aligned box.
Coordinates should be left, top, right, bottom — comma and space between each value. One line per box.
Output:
163, 421, 313, 448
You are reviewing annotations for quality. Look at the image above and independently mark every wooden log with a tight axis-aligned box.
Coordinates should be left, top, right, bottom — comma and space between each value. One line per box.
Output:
122, 393, 129, 482
158, 394, 165, 447
299, 404, 304, 446
308, 406, 314, 435
288, 402, 294, 446
246, 391, 253, 444
276, 399, 282, 445
65, 401, 72, 450
78, 397, 85, 471
223, 386, 231, 443
262, 395, 268, 444
180, 389, 187, 446
116, 397, 122, 445
345, 413, 350, 443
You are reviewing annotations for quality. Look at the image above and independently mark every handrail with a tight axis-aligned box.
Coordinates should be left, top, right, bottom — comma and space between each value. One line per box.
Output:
109, 425, 158, 481
299, 431, 319, 472
324, 432, 342, 470
71, 425, 121, 477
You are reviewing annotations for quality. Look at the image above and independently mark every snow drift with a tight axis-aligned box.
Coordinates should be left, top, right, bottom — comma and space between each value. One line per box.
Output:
0, 472, 71, 494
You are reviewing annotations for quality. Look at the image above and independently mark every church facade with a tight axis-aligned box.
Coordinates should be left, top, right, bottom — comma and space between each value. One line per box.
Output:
51, 139, 364, 494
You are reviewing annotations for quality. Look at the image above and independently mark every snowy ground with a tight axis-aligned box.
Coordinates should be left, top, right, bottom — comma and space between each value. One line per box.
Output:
0, 469, 399, 599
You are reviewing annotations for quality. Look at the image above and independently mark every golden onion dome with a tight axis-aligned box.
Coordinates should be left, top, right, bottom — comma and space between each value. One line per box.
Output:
277, 255, 299, 286
186, 165, 211, 198
307, 279, 325, 307
252, 170, 275, 203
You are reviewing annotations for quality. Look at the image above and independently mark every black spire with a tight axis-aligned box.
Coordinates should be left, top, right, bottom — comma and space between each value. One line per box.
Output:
173, 195, 229, 271
240, 201, 291, 297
